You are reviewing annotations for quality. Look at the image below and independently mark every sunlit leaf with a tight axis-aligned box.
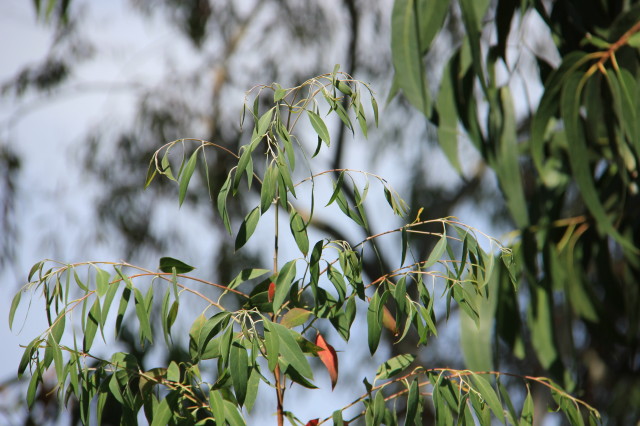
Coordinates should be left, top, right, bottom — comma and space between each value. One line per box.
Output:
235, 207, 261, 251
391, 0, 430, 115
178, 148, 199, 206
280, 308, 311, 328
273, 260, 296, 313
375, 353, 415, 380
289, 208, 309, 256
271, 322, 313, 379
307, 110, 331, 146
230, 342, 249, 406
315, 333, 339, 389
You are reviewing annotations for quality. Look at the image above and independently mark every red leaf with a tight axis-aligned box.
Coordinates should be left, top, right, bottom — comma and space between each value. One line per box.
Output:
315, 332, 338, 389
305, 420, 319, 426
268, 282, 275, 302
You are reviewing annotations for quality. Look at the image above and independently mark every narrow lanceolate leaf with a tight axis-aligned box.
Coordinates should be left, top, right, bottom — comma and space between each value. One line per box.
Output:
436, 63, 462, 173
271, 322, 313, 379
94, 267, 110, 297
520, 388, 534, 425
230, 342, 249, 407
307, 110, 331, 146
217, 171, 233, 234
367, 289, 383, 355
228, 268, 270, 290
469, 373, 505, 423
264, 322, 280, 371
9, 290, 21, 330
289, 208, 309, 256
459, 0, 487, 92
391, 0, 429, 116
151, 395, 174, 426
260, 164, 277, 214
280, 308, 312, 328
178, 149, 199, 206
425, 233, 447, 268
272, 260, 296, 313
235, 207, 261, 251
561, 72, 632, 250
159, 257, 195, 274
134, 288, 154, 345
315, 333, 339, 389
405, 378, 420, 426
209, 390, 226, 425
83, 298, 101, 352
375, 353, 415, 380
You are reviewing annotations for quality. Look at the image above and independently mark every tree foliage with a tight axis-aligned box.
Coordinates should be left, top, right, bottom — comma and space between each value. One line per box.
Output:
4, 0, 640, 424
11, 71, 600, 424
389, 0, 640, 423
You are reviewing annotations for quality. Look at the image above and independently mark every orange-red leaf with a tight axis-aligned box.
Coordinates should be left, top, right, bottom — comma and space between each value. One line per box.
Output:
305, 419, 319, 426
382, 305, 398, 336
315, 333, 338, 389
268, 282, 275, 302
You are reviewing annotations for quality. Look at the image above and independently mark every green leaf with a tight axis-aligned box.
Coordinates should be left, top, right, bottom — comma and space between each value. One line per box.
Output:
417, 0, 450, 52
48, 333, 64, 383
367, 289, 383, 355
497, 380, 518, 425
375, 353, 415, 380
256, 108, 274, 139
561, 72, 632, 250
270, 322, 313, 379
159, 257, 195, 274
280, 308, 312, 328
405, 378, 420, 426
228, 268, 270, 290
83, 298, 101, 352
230, 341, 249, 406
244, 367, 261, 412
217, 171, 233, 234
9, 290, 21, 330
289, 208, 309, 256
260, 164, 277, 214
425, 233, 447, 268
327, 265, 347, 301
264, 323, 280, 371
223, 399, 247, 426
178, 148, 199, 206
94, 267, 110, 297
150, 395, 174, 426
115, 287, 131, 337
459, 0, 487, 92
373, 389, 386, 425
391, 0, 430, 116
371, 96, 379, 127
307, 110, 331, 146
460, 285, 493, 372
273, 260, 296, 313
436, 63, 462, 174
528, 286, 558, 369
134, 288, 153, 345
144, 158, 157, 188
274, 87, 286, 102
469, 373, 505, 423
520, 388, 534, 425
235, 207, 261, 251
209, 390, 226, 425
333, 410, 345, 426
233, 147, 254, 192
26, 366, 41, 409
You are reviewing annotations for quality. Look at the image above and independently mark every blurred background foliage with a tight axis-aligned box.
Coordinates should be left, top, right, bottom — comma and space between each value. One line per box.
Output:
1, 0, 638, 424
